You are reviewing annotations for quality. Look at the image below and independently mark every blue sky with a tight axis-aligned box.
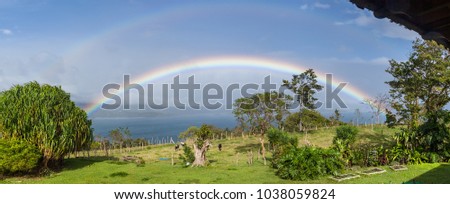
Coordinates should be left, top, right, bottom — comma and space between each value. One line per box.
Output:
0, 0, 420, 113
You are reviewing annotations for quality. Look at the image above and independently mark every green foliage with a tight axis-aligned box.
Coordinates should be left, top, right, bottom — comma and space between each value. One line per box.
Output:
0, 81, 93, 168
332, 125, 359, 166
333, 125, 358, 147
284, 109, 330, 132
194, 124, 212, 148
417, 110, 450, 155
386, 39, 450, 129
282, 69, 324, 109
178, 126, 199, 140
0, 139, 41, 174
272, 146, 344, 181
179, 145, 195, 167
267, 128, 297, 151
389, 144, 427, 165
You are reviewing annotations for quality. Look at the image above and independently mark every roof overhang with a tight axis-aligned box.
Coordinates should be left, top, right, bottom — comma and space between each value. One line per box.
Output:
350, 0, 450, 49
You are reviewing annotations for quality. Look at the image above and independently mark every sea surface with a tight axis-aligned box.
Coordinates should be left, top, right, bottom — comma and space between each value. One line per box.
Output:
91, 112, 236, 142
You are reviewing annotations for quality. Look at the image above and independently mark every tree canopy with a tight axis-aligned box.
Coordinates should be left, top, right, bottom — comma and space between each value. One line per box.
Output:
386, 39, 450, 129
232, 91, 292, 135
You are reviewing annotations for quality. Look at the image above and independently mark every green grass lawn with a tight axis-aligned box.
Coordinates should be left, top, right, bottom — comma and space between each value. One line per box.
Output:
1, 126, 448, 184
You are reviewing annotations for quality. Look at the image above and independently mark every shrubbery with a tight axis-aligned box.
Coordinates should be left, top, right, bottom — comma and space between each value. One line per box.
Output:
179, 145, 195, 167
0, 139, 42, 175
350, 144, 389, 167
272, 146, 344, 181
332, 125, 359, 166
267, 128, 297, 152
333, 125, 358, 147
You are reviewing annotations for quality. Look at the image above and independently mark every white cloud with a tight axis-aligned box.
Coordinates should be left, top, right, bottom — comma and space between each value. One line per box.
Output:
0, 29, 13, 35
334, 13, 375, 26
300, 4, 308, 10
334, 11, 419, 41
313, 2, 330, 9
300, 2, 330, 10
378, 19, 419, 41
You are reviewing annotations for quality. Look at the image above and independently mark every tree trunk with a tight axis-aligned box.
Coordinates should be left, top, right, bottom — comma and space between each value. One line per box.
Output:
192, 141, 210, 167
259, 137, 266, 165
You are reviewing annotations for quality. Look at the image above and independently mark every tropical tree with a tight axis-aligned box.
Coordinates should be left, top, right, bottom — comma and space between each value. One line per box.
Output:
282, 69, 323, 131
233, 91, 292, 164
0, 81, 93, 168
386, 39, 450, 129
386, 39, 450, 156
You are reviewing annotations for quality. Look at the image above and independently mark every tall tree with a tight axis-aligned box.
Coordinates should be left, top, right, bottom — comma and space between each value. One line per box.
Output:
282, 69, 323, 131
233, 91, 292, 165
386, 39, 450, 129
0, 81, 93, 168
386, 39, 450, 154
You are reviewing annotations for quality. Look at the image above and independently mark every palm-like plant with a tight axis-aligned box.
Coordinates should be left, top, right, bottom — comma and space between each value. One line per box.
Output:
0, 81, 93, 168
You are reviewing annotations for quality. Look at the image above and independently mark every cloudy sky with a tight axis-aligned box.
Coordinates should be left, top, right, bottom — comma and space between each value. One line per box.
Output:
0, 0, 420, 114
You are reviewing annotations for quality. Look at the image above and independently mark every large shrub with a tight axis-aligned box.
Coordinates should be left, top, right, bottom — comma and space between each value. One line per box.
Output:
333, 125, 358, 146
0, 139, 41, 175
272, 146, 344, 181
350, 144, 389, 167
0, 82, 93, 168
332, 125, 358, 166
284, 109, 330, 132
267, 128, 297, 151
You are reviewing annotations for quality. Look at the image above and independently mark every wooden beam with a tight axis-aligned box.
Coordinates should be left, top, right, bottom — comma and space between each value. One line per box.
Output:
417, 2, 450, 17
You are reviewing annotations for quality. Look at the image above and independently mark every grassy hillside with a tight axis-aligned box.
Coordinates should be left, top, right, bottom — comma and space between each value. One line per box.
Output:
1, 126, 449, 184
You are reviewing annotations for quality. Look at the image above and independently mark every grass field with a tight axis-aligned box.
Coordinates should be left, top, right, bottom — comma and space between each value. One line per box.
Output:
1, 126, 449, 184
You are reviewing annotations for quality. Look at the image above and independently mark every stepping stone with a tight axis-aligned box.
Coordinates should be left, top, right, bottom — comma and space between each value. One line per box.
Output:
390, 165, 408, 171
360, 167, 386, 175
329, 173, 360, 182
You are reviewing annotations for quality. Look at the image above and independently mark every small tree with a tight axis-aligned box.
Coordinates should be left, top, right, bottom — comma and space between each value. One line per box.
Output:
179, 124, 212, 167
329, 109, 341, 126
109, 127, 131, 153
364, 94, 389, 125
191, 124, 212, 167
267, 128, 297, 153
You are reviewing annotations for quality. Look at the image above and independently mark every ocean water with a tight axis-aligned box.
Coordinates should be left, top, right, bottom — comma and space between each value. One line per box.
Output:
91, 113, 236, 142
